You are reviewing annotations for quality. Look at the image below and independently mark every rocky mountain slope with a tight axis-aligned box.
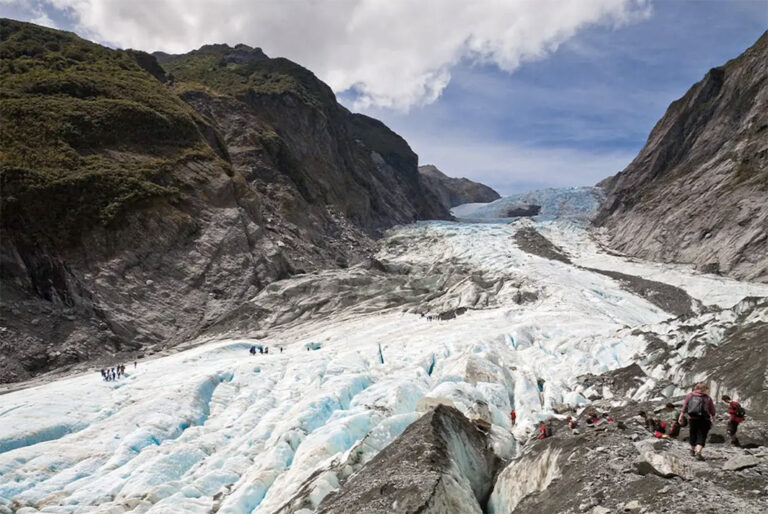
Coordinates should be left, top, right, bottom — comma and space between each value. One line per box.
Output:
418, 164, 500, 210
596, 31, 768, 283
0, 19, 451, 383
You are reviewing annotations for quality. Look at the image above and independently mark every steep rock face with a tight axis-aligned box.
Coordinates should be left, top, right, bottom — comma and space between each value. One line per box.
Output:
418, 164, 500, 210
158, 45, 449, 233
317, 405, 498, 514
596, 32, 768, 282
0, 20, 448, 383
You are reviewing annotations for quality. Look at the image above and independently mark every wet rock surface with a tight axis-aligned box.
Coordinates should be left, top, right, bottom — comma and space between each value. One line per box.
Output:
317, 405, 499, 514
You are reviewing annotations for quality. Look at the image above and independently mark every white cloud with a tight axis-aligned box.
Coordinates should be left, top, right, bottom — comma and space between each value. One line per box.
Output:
30, 8, 57, 28
32, 0, 650, 110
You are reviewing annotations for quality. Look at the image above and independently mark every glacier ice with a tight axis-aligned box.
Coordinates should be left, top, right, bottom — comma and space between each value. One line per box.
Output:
1, 218, 766, 513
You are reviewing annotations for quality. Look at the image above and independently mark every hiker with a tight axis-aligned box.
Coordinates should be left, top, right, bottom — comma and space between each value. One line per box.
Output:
280, 347, 283, 353
538, 421, 549, 439
585, 411, 599, 427
567, 415, 580, 434
134, 360, 137, 368
664, 402, 682, 438
637, 411, 656, 433
601, 413, 613, 423
259, 346, 264, 355
536, 378, 545, 393
249, 346, 256, 356
265, 347, 269, 354
510, 409, 516, 426
679, 383, 716, 460
652, 419, 669, 439
722, 395, 745, 446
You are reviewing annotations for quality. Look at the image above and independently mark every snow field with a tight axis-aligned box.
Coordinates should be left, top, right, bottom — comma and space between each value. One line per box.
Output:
1, 219, 762, 513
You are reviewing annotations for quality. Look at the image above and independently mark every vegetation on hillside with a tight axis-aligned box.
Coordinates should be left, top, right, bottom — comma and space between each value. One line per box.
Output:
0, 19, 218, 245
158, 44, 333, 109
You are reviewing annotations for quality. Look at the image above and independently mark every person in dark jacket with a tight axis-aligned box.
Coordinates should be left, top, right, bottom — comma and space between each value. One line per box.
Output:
679, 383, 716, 460
722, 395, 745, 446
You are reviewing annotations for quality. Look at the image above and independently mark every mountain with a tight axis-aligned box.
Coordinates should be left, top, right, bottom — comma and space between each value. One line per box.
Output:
0, 19, 450, 383
417, 164, 500, 210
596, 31, 768, 282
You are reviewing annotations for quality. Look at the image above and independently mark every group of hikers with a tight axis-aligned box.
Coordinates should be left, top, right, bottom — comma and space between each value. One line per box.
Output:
100, 362, 134, 381
516, 383, 745, 460
249, 345, 283, 355
640, 383, 745, 460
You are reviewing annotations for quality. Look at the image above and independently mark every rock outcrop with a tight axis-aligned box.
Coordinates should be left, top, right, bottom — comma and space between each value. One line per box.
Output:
418, 164, 500, 210
596, 31, 768, 282
488, 400, 768, 514
0, 19, 450, 382
317, 405, 499, 513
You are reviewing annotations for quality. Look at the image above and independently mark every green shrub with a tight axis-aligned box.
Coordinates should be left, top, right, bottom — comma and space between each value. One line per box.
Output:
0, 18, 220, 245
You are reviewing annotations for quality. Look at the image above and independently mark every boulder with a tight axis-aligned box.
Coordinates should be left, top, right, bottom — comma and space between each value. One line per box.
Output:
722, 455, 759, 471
317, 405, 498, 513
633, 450, 693, 480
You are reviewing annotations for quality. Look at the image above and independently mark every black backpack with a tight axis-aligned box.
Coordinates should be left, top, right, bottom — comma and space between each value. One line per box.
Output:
733, 403, 746, 419
686, 395, 708, 418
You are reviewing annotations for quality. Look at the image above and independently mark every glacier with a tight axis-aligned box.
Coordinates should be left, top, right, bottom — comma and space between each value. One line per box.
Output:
451, 186, 605, 221
2, 212, 767, 513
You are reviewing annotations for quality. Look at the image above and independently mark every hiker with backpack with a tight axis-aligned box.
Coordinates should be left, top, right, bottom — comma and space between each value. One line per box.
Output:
679, 383, 716, 461
722, 395, 745, 446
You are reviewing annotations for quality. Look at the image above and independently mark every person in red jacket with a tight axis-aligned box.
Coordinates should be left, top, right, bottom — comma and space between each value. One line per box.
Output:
679, 383, 716, 461
510, 409, 516, 426
722, 395, 745, 446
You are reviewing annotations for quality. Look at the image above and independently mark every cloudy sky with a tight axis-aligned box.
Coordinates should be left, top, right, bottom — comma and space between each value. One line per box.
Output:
2, 0, 766, 194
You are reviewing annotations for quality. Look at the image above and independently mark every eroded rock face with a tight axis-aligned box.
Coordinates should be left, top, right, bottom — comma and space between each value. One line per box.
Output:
0, 24, 456, 383
418, 165, 500, 210
316, 405, 499, 514
596, 31, 768, 283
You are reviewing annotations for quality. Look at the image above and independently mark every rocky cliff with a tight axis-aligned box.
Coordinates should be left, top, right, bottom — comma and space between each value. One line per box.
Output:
596, 31, 768, 282
418, 164, 500, 210
0, 19, 449, 383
